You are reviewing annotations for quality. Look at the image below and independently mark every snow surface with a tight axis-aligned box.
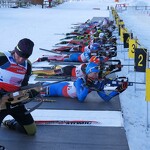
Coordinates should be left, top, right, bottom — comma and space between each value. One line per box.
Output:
0, 0, 150, 149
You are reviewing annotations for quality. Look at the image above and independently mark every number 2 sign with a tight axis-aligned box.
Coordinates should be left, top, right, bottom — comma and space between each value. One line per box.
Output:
134, 48, 147, 72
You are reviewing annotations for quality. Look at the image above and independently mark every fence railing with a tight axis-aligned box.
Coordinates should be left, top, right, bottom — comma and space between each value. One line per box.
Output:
115, 5, 150, 12
0, 0, 31, 8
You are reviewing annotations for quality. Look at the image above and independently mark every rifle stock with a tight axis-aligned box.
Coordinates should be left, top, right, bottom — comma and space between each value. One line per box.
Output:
0, 81, 65, 111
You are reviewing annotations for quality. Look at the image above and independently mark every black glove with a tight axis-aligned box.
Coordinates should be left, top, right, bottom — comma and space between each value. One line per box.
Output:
86, 77, 95, 87
0, 93, 3, 99
108, 53, 112, 58
37, 57, 48, 62
116, 82, 128, 93
0, 90, 6, 99
28, 89, 39, 98
109, 65, 116, 71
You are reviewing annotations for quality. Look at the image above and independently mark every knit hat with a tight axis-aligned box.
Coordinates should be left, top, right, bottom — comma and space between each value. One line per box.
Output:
15, 38, 34, 58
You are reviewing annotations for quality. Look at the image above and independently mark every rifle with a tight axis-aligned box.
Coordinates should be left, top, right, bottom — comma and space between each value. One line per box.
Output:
39, 48, 78, 55
32, 60, 123, 79
84, 77, 134, 92
0, 81, 64, 111
32, 54, 68, 64
104, 76, 145, 86
40, 47, 117, 58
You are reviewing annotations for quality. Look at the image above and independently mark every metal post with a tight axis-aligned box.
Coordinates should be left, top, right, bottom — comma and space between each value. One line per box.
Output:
146, 51, 149, 130
146, 102, 149, 130
134, 69, 136, 92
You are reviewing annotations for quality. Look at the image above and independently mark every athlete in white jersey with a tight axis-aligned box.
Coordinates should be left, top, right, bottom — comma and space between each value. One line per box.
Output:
0, 38, 38, 136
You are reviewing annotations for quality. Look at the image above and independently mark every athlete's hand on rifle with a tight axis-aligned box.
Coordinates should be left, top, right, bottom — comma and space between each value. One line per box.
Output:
109, 64, 123, 71
116, 81, 128, 93
109, 65, 116, 71
0, 93, 3, 99
105, 52, 112, 58
28, 89, 39, 98
36, 57, 48, 62
116, 64, 123, 69
86, 77, 95, 87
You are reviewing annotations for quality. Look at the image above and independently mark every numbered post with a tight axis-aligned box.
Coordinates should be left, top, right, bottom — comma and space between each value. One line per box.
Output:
128, 38, 137, 58
123, 33, 130, 48
134, 48, 147, 72
118, 20, 124, 36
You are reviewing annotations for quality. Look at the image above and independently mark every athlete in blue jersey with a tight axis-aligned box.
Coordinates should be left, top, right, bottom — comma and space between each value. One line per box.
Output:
63, 43, 110, 63
42, 62, 128, 102
37, 43, 110, 63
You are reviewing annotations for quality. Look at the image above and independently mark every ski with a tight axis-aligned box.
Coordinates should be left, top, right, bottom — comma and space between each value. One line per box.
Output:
35, 120, 100, 126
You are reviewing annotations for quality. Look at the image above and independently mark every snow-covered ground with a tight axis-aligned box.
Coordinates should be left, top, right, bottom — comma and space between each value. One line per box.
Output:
0, 0, 150, 149
114, 1, 150, 150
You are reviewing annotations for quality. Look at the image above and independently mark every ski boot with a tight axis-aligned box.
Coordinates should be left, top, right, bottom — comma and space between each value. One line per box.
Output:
0, 145, 6, 150
3, 119, 17, 130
